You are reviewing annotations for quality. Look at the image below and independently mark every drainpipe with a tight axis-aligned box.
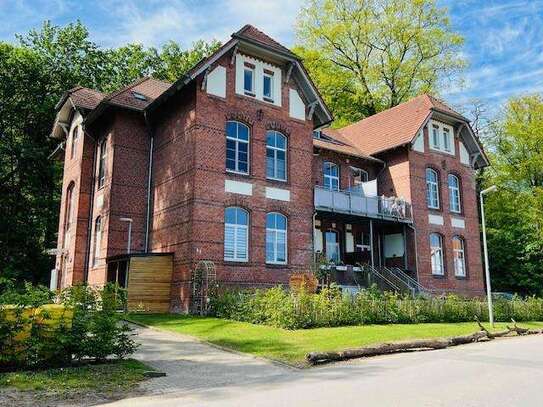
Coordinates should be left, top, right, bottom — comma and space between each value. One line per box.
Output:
83, 128, 97, 284
143, 111, 154, 253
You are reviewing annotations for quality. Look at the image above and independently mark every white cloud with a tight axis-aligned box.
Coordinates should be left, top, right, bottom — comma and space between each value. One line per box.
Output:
94, 0, 302, 48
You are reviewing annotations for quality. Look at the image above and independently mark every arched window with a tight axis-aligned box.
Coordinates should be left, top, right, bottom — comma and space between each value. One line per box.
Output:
325, 230, 340, 263
71, 126, 80, 159
226, 121, 249, 174
266, 131, 287, 181
93, 216, 102, 266
266, 213, 287, 264
63, 183, 75, 249
448, 174, 461, 213
224, 207, 249, 262
453, 236, 466, 277
429, 233, 444, 275
323, 161, 339, 191
426, 168, 439, 209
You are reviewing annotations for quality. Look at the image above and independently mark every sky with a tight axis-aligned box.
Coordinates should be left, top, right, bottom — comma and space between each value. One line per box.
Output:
1, 0, 542, 116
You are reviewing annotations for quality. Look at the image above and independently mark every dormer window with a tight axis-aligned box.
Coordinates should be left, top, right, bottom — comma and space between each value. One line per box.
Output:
243, 63, 255, 96
263, 70, 274, 102
429, 120, 455, 155
236, 54, 282, 106
132, 91, 147, 101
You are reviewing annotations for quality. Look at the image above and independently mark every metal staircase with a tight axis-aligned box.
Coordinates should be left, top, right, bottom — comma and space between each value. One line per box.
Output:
359, 265, 431, 297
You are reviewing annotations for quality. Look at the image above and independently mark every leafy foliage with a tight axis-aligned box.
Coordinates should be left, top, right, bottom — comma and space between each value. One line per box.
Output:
0, 284, 137, 371
210, 286, 543, 329
481, 95, 543, 296
0, 21, 220, 285
295, 0, 465, 126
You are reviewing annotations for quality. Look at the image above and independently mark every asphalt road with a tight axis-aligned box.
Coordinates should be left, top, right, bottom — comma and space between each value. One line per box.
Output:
105, 332, 543, 407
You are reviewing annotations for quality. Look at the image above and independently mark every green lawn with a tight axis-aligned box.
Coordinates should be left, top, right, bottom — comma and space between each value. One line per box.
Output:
127, 314, 543, 367
0, 359, 150, 393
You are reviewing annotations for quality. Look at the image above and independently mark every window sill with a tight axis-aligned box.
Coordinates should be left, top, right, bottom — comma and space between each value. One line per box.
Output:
266, 177, 288, 184
432, 274, 446, 279
224, 259, 249, 265
429, 147, 456, 158
454, 275, 468, 280
266, 262, 288, 268
244, 91, 256, 97
234, 94, 282, 110
226, 170, 250, 177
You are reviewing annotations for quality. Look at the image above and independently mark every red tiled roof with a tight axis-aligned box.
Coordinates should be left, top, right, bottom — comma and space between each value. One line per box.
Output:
337, 94, 465, 156
106, 77, 171, 110
316, 128, 382, 163
234, 24, 294, 56
67, 87, 105, 111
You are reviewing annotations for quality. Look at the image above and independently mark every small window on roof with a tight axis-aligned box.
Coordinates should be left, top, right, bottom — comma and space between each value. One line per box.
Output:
132, 92, 147, 101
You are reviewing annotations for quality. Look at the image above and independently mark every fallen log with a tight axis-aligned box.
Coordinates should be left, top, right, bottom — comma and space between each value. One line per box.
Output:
306, 338, 450, 364
507, 319, 543, 335
306, 319, 543, 365
475, 317, 511, 338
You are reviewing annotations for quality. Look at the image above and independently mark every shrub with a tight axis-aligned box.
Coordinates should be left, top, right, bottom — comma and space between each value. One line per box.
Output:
209, 286, 543, 330
0, 283, 137, 371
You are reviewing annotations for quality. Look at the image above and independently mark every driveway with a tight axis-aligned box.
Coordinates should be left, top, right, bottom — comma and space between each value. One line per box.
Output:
104, 325, 543, 406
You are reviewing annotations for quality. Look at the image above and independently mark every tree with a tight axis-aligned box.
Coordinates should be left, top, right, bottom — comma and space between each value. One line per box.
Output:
295, 0, 465, 126
0, 21, 220, 286
481, 95, 543, 296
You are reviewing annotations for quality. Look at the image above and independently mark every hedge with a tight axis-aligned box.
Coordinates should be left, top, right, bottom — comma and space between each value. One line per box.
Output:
209, 286, 543, 330
0, 284, 137, 371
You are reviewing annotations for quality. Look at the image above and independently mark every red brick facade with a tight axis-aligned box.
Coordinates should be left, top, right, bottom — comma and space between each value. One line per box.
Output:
52, 25, 487, 310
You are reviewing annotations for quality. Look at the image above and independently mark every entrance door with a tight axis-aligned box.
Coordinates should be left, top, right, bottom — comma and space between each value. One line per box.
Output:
325, 230, 340, 263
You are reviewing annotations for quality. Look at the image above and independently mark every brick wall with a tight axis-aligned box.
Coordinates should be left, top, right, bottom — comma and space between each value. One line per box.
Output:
55, 112, 94, 288
408, 125, 484, 296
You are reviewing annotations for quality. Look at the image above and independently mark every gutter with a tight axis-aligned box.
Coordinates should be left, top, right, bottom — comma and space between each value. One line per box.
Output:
143, 111, 154, 252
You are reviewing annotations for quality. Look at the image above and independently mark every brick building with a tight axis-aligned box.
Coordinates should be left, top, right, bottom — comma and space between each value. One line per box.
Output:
50, 25, 489, 311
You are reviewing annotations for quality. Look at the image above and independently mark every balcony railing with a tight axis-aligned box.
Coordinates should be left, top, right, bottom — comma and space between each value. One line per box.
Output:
314, 186, 412, 222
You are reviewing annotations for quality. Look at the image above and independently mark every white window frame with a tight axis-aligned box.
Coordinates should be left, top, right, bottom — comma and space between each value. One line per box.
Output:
263, 72, 274, 103
266, 212, 287, 265
430, 233, 444, 275
453, 236, 466, 277
93, 216, 102, 266
224, 207, 249, 262
64, 183, 75, 249
324, 161, 340, 191
97, 138, 107, 189
426, 168, 440, 209
266, 130, 287, 181
226, 121, 250, 175
442, 127, 452, 153
243, 66, 255, 96
325, 230, 340, 263
429, 120, 455, 155
350, 166, 368, 187
448, 174, 461, 213
71, 126, 80, 159
431, 124, 441, 150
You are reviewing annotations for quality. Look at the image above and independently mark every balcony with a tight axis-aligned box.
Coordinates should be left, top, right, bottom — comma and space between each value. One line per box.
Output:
314, 185, 412, 223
